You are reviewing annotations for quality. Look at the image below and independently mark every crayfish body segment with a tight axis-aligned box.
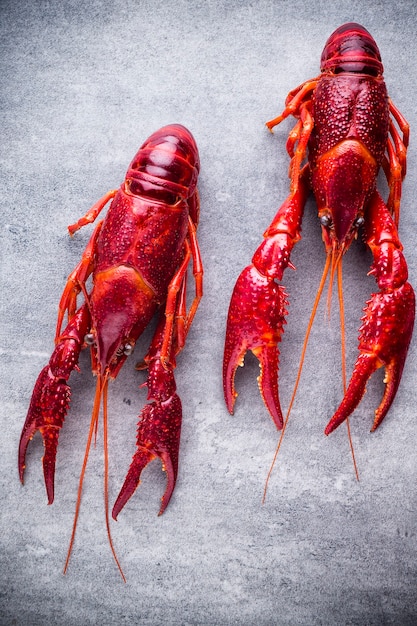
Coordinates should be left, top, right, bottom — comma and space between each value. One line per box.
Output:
224, 24, 414, 450
19, 124, 203, 576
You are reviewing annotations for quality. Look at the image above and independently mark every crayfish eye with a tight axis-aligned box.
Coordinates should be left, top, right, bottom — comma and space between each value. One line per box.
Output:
84, 333, 95, 345
123, 343, 134, 356
354, 216, 365, 228
320, 214, 333, 228
114, 342, 134, 358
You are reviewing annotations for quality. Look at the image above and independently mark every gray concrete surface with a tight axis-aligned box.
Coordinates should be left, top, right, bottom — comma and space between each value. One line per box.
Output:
1, 1, 417, 624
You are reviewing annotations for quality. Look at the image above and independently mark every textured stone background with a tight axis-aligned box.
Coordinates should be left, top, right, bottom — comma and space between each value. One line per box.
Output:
1, 0, 416, 624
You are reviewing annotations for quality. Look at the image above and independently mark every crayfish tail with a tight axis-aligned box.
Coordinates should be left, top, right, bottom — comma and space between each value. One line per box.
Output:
112, 392, 182, 520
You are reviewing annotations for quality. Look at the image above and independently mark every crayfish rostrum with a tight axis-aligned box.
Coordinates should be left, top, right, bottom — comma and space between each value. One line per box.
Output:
223, 24, 415, 454
19, 124, 203, 579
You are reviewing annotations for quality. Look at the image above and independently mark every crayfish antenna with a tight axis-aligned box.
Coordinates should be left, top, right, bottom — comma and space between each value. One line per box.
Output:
263, 253, 331, 501
64, 376, 101, 577
102, 378, 126, 582
63, 374, 126, 582
336, 256, 360, 481
326, 242, 343, 319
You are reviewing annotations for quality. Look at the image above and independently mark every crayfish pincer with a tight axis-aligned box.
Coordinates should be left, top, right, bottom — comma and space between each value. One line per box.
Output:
224, 24, 414, 459
19, 124, 203, 579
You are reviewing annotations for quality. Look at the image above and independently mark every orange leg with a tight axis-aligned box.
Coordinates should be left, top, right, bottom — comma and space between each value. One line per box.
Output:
55, 221, 103, 340
265, 78, 318, 131
183, 215, 204, 336
383, 103, 409, 226
55, 189, 118, 337
159, 216, 203, 364
68, 189, 118, 235
286, 118, 303, 158
389, 98, 409, 151
384, 137, 403, 226
287, 104, 314, 193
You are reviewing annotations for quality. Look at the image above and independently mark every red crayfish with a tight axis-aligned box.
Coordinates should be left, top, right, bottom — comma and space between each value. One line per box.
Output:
19, 124, 203, 579
223, 24, 415, 463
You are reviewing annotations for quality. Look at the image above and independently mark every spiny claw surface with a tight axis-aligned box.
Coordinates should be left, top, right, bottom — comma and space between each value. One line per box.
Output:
223, 265, 287, 429
19, 366, 70, 504
19, 305, 88, 503
325, 282, 415, 435
112, 392, 182, 519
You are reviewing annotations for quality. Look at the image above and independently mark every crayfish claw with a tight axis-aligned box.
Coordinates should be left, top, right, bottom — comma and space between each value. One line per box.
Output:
324, 352, 407, 436
38, 425, 61, 504
19, 305, 89, 503
324, 353, 377, 435
223, 178, 308, 429
112, 392, 182, 519
223, 265, 286, 429
18, 366, 70, 504
112, 441, 155, 520
253, 344, 283, 428
371, 359, 404, 432
325, 282, 415, 435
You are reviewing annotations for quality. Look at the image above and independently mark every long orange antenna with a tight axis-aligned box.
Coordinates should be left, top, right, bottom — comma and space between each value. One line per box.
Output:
63, 374, 126, 581
336, 259, 359, 481
102, 379, 126, 582
263, 252, 332, 502
326, 241, 343, 318
64, 376, 102, 575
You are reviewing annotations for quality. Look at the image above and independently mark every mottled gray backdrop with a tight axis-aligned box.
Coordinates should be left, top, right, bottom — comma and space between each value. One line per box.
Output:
1, 0, 416, 624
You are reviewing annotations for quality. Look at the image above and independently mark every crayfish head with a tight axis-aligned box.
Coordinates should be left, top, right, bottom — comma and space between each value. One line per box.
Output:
312, 137, 375, 255
319, 208, 365, 256
89, 266, 158, 378
321, 23, 383, 76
